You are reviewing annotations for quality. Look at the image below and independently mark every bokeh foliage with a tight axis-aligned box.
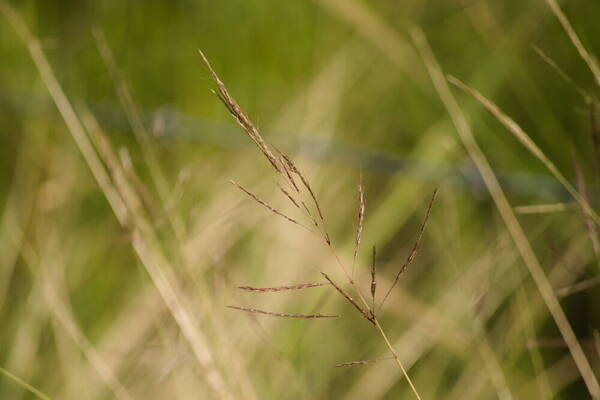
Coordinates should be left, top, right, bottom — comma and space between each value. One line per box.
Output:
1, 0, 600, 399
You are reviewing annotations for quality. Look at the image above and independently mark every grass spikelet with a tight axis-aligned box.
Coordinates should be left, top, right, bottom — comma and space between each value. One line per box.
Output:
280, 159, 300, 192
277, 183, 300, 209
379, 188, 437, 310
198, 50, 282, 173
301, 202, 319, 226
321, 272, 374, 324
272, 147, 301, 193
238, 282, 329, 292
229, 180, 310, 231
199, 51, 334, 241
370, 245, 377, 309
227, 305, 339, 319
297, 171, 325, 222
279, 152, 326, 223
333, 357, 393, 368
353, 174, 365, 266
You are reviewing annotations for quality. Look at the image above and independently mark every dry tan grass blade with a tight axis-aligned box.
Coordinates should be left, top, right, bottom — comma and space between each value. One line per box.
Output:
556, 277, 600, 298
93, 27, 173, 212
448, 76, 600, 228
544, 0, 600, 88
513, 203, 575, 215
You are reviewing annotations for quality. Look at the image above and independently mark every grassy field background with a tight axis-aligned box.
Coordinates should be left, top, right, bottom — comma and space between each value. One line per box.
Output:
2, 1, 600, 399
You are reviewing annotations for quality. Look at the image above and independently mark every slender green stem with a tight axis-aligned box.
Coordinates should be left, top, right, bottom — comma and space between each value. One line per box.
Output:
0, 366, 52, 400
326, 240, 422, 399
373, 319, 422, 400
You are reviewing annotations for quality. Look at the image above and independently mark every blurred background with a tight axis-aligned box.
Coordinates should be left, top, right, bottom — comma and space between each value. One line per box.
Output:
1, 0, 600, 399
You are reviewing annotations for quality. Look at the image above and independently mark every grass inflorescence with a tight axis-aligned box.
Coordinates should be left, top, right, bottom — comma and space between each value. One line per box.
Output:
199, 50, 437, 399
